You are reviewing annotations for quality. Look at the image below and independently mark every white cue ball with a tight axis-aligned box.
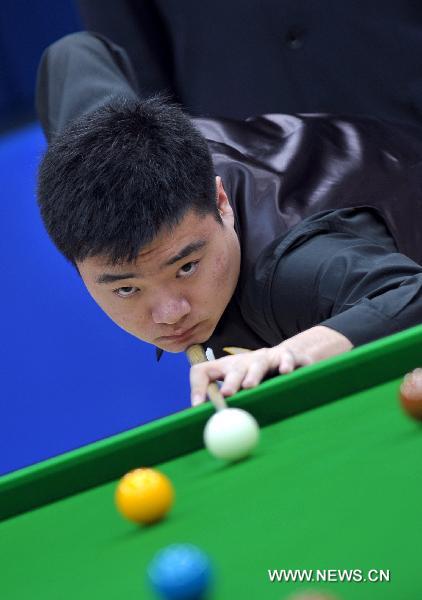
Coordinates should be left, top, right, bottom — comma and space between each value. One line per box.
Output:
203, 408, 260, 461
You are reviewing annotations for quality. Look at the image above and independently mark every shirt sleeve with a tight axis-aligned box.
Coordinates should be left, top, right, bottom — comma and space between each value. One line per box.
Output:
271, 210, 422, 347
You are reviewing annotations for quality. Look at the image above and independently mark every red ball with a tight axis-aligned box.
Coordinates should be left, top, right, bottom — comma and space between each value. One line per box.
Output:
399, 368, 422, 420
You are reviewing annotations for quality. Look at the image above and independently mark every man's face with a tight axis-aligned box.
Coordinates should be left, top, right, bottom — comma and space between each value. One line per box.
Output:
77, 179, 241, 352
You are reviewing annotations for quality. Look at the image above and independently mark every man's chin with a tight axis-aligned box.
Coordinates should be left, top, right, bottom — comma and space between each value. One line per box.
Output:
160, 337, 204, 353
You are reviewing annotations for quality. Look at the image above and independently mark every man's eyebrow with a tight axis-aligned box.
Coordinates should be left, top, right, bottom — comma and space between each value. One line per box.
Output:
163, 240, 207, 267
96, 272, 139, 285
96, 240, 208, 285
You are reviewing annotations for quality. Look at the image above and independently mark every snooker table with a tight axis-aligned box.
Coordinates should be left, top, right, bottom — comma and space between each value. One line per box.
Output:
1, 325, 422, 599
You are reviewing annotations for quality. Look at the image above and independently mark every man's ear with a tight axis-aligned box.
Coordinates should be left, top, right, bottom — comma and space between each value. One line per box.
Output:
215, 176, 231, 215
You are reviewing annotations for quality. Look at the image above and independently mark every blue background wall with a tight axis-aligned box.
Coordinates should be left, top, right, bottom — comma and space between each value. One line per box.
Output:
0, 0, 81, 127
0, 2, 190, 476
0, 125, 191, 476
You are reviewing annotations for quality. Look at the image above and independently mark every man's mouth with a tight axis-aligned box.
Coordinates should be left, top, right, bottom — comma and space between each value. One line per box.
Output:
158, 323, 200, 342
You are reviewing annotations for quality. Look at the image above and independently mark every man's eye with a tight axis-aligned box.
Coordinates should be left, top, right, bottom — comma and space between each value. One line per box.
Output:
178, 260, 200, 277
113, 286, 139, 298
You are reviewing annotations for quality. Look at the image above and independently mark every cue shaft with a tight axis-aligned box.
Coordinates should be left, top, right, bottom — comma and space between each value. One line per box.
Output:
223, 346, 251, 355
186, 344, 227, 411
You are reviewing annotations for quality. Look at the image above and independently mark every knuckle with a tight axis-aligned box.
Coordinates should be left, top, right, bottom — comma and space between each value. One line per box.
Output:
230, 365, 247, 376
190, 364, 203, 375
252, 348, 270, 365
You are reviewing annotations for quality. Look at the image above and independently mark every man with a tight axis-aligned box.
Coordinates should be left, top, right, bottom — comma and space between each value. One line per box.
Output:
36, 33, 422, 406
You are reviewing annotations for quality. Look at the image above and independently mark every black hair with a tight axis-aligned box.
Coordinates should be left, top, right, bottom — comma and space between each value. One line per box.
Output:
37, 95, 220, 266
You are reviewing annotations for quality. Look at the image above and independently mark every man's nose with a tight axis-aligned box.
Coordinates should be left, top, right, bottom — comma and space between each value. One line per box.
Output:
151, 296, 191, 324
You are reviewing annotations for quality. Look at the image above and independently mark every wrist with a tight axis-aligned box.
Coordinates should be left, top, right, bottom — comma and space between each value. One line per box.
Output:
310, 325, 354, 361
282, 325, 353, 363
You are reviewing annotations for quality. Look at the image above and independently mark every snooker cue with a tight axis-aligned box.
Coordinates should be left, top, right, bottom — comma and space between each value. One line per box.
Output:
186, 344, 227, 411
223, 346, 251, 354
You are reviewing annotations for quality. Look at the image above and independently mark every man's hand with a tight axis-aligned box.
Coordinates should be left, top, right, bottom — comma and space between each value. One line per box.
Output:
189, 325, 353, 405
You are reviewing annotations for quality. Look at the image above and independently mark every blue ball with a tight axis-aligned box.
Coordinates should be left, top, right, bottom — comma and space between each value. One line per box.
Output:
147, 543, 212, 599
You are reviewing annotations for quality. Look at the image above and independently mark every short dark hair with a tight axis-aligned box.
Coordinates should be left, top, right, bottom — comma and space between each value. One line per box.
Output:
37, 96, 219, 266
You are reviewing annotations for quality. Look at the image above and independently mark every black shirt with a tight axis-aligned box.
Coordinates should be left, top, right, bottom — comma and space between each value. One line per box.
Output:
207, 207, 422, 357
270, 207, 422, 347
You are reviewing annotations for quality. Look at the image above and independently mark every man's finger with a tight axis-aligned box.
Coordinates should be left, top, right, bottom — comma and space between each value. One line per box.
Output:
190, 363, 226, 406
189, 364, 211, 406
220, 366, 248, 395
296, 353, 314, 367
279, 348, 295, 373
242, 356, 270, 388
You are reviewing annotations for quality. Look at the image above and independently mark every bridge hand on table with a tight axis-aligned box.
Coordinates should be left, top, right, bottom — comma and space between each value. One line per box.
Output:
188, 343, 314, 406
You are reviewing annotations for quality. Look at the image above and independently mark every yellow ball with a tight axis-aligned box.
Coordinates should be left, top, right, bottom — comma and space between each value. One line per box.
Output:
115, 468, 174, 524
